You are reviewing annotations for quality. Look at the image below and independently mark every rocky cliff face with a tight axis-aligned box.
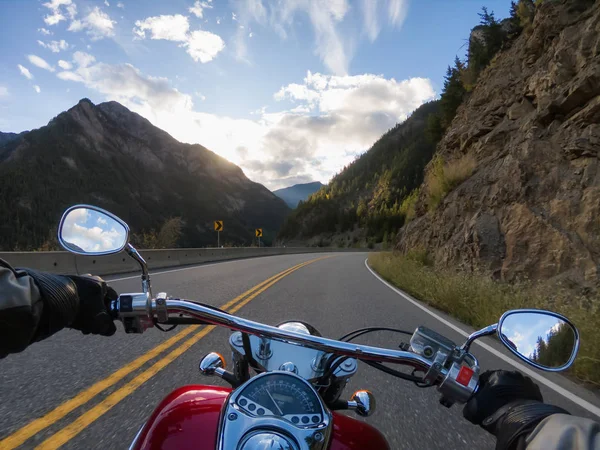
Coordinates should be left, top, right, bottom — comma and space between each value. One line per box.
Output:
398, 0, 600, 290
0, 99, 289, 250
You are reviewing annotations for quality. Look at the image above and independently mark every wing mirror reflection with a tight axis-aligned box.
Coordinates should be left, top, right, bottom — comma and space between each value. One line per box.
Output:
497, 309, 580, 372
58, 205, 130, 255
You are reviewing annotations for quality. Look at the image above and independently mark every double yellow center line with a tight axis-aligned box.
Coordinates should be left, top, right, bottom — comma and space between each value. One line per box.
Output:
1, 256, 329, 450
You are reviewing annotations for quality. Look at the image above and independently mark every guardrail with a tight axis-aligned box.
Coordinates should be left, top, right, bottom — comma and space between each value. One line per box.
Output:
0, 247, 367, 276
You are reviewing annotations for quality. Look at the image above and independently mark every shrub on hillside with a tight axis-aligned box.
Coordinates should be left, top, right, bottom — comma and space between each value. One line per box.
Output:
426, 155, 476, 210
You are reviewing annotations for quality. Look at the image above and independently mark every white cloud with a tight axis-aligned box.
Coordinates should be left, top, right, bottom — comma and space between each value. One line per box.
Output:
231, 0, 266, 62
68, 7, 115, 40
232, 0, 408, 74
73, 51, 96, 68
37, 39, 70, 53
17, 65, 34, 80
44, 11, 65, 25
43, 0, 77, 26
134, 15, 190, 42
362, 0, 379, 41
117, 2, 124, 8
195, 91, 206, 101
189, 0, 213, 18
231, 0, 348, 74
134, 14, 224, 63
58, 59, 73, 70
38, 28, 53, 35
104, 0, 110, 6
185, 30, 225, 63
0, 86, 8, 97
388, 0, 409, 27
33, 85, 41, 93
27, 55, 55, 72
57, 54, 193, 114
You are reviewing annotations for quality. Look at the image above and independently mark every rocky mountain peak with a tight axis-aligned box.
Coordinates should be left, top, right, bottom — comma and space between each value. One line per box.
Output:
0, 99, 289, 250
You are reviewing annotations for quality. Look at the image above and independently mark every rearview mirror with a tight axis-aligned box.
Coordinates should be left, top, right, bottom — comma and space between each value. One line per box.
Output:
498, 309, 579, 372
58, 205, 129, 255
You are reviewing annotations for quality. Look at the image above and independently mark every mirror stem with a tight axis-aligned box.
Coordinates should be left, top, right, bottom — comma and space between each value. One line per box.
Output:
126, 243, 153, 298
460, 324, 497, 352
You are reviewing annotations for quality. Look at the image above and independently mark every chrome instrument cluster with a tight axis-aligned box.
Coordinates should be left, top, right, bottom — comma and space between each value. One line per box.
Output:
218, 372, 332, 450
229, 323, 357, 382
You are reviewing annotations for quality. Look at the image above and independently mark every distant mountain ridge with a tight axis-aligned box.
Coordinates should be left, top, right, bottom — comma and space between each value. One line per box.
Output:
277, 101, 440, 246
0, 99, 289, 250
0, 132, 24, 148
273, 182, 324, 208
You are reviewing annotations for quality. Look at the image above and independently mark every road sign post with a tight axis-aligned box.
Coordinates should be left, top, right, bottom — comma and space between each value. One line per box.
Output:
214, 221, 224, 247
255, 228, 262, 248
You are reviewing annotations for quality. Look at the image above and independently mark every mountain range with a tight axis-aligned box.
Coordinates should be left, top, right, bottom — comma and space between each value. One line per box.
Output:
273, 182, 324, 208
0, 99, 289, 250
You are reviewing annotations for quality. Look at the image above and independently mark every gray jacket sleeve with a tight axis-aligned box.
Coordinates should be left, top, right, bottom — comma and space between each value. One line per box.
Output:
526, 414, 600, 450
0, 259, 43, 358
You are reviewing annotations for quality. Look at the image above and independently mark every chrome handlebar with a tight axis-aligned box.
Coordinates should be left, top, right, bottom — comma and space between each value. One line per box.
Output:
113, 292, 479, 405
115, 293, 434, 368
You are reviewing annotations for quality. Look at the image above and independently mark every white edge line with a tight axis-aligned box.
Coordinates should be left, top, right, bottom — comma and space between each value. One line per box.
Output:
364, 258, 600, 418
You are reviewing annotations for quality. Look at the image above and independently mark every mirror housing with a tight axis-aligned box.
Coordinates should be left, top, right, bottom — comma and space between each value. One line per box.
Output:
58, 205, 129, 256
497, 309, 579, 372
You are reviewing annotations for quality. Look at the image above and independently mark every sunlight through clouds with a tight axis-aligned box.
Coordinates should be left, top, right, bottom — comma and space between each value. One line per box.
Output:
25, 0, 436, 188
56, 50, 434, 188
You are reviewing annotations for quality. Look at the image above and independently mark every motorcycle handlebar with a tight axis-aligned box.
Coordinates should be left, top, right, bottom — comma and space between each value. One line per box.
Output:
113, 293, 479, 404
114, 293, 435, 370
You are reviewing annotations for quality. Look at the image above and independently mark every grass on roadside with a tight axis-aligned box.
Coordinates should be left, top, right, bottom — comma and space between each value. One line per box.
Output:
368, 251, 600, 387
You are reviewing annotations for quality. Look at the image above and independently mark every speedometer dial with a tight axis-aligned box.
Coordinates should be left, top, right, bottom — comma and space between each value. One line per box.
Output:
236, 373, 323, 425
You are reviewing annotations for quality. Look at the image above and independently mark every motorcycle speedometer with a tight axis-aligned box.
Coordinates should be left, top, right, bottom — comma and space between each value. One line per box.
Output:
236, 373, 323, 425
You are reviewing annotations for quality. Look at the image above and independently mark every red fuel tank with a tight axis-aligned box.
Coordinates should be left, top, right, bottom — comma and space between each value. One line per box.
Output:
131, 385, 389, 450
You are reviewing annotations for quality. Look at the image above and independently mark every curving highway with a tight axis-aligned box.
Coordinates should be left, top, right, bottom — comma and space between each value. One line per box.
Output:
1, 253, 598, 449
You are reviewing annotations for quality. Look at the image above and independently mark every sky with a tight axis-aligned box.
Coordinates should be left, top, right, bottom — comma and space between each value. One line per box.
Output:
0, 0, 511, 189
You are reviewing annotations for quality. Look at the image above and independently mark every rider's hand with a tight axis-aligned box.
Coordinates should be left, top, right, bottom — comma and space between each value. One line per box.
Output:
464, 370, 569, 450
66, 275, 117, 337
23, 270, 117, 338
463, 370, 542, 425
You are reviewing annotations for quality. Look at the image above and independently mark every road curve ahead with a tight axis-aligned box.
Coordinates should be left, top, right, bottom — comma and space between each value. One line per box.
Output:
1, 252, 598, 450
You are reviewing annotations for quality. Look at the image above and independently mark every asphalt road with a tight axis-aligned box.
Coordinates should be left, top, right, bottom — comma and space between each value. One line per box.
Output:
1, 252, 599, 449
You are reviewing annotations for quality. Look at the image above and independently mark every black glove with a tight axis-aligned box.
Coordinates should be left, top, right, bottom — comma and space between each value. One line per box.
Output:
464, 370, 569, 450
67, 275, 117, 336
24, 270, 117, 339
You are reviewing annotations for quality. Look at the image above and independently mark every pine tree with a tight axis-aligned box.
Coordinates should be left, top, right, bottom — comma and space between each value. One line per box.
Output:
440, 59, 466, 128
509, 1, 523, 32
